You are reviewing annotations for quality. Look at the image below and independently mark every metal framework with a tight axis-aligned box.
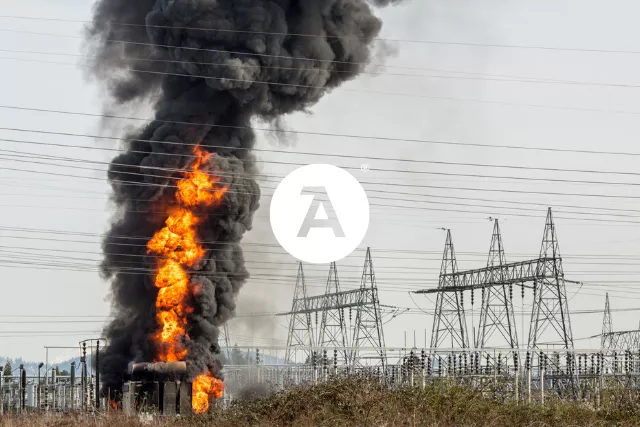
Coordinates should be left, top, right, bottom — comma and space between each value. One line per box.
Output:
220, 323, 232, 361
285, 288, 376, 315
477, 220, 518, 350
601, 331, 640, 350
350, 248, 387, 369
528, 208, 573, 350
281, 249, 387, 369
8, 345, 640, 413
419, 208, 574, 352
429, 230, 469, 349
284, 263, 314, 364
319, 262, 349, 363
598, 293, 640, 350
601, 293, 614, 350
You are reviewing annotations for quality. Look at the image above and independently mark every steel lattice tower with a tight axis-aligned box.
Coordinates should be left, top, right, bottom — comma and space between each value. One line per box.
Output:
285, 263, 314, 364
351, 248, 387, 369
431, 230, 469, 349
601, 293, 614, 349
220, 323, 231, 347
319, 262, 349, 363
527, 208, 574, 349
599, 293, 640, 350
220, 323, 232, 361
477, 220, 518, 350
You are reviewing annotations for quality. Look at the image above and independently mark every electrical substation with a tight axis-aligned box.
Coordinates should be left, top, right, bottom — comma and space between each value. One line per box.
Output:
3, 208, 640, 413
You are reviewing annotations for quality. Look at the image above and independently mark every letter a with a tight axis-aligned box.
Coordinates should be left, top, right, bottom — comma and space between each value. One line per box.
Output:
297, 186, 346, 238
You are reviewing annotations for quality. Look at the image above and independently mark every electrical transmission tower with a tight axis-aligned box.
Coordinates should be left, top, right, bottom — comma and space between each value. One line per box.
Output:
284, 263, 314, 364
220, 324, 231, 348
420, 208, 574, 352
319, 262, 349, 363
220, 323, 231, 361
598, 293, 640, 350
527, 208, 574, 349
601, 293, 614, 350
430, 230, 469, 349
280, 248, 388, 370
350, 248, 387, 370
477, 220, 518, 350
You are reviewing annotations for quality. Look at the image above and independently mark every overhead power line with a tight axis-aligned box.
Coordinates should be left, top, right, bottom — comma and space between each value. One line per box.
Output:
7, 226, 640, 260
0, 55, 455, 102
3, 105, 640, 157
5, 249, 640, 277
4, 48, 640, 91
3, 15, 640, 56
7, 146, 640, 195
6, 148, 640, 189
3, 148, 640, 218
6, 49, 640, 116
5, 127, 640, 173
2, 257, 640, 301
6, 160, 640, 224
6, 157, 640, 223
6, 137, 640, 196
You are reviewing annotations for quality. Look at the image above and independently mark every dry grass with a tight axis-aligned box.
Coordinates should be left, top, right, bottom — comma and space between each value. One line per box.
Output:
2, 378, 640, 426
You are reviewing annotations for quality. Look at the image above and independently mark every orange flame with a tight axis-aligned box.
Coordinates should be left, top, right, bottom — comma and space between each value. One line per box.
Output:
192, 372, 224, 414
146, 145, 228, 410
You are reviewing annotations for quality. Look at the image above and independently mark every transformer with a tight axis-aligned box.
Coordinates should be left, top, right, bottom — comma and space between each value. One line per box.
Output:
121, 362, 192, 416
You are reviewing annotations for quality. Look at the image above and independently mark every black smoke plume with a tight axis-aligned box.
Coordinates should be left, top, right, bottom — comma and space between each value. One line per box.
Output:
87, 0, 397, 393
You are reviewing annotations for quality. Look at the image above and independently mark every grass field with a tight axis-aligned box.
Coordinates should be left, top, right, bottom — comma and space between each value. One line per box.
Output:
2, 378, 640, 426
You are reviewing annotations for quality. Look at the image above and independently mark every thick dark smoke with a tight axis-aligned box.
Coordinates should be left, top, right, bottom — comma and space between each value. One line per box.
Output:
87, 0, 398, 394
237, 382, 274, 401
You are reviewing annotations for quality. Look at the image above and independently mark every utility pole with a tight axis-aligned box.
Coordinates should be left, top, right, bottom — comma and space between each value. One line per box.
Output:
81, 342, 87, 411
37, 362, 43, 410
70, 362, 75, 411
19, 364, 25, 412
96, 340, 100, 410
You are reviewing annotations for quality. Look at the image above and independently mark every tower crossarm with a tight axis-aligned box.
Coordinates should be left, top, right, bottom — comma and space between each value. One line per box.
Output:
597, 330, 640, 338
415, 257, 561, 294
595, 330, 640, 349
277, 288, 374, 316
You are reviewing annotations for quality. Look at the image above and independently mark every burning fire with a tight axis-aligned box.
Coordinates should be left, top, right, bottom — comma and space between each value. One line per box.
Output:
147, 145, 228, 413
192, 371, 224, 413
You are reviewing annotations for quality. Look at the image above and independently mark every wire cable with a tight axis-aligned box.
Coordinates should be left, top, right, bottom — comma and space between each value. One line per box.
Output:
3, 104, 640, 156
3, 16, 640, 56
5, 128, 640, 175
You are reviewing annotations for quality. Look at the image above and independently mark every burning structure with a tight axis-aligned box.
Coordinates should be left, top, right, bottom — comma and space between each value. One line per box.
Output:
123, 362, 193, 415
86, 0, 397, 414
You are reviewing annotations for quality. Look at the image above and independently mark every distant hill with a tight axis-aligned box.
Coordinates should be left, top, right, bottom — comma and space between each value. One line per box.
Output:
0, 350, 284, 379
0, 356, 88, 378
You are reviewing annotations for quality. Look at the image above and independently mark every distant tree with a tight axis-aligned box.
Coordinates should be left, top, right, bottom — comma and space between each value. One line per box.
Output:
230, 344, 248, 365
55, 367, 70, 376
3, 361, 12, 382
214, 351, 229, 366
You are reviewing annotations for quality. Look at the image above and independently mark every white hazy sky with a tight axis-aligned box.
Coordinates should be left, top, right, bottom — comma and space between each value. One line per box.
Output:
3, 0, 640, 362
